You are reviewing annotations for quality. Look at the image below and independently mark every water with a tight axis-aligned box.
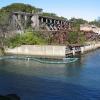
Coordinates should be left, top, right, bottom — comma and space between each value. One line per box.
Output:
0, 49, 100, 100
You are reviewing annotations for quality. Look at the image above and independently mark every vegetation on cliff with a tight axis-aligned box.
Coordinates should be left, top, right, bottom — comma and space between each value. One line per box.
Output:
7, 31, 47, 48
67, 31, 85, 44
0, 3, 42, 13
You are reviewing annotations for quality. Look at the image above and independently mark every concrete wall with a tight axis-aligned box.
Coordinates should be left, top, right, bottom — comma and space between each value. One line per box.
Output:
66, 42, 100, 56
6, 45, 66, 58
80, 24, 100, 34
80, 42, 100, 53
5, 43, 100, 58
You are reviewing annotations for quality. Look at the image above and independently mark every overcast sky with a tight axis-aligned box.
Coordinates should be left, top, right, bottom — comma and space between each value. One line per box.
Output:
0, 0, 100, 21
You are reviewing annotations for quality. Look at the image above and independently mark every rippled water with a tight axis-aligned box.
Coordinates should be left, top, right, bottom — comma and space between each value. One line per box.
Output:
0, 49, 100, 100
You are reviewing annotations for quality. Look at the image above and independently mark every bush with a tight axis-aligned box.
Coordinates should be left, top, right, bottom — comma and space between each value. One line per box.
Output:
0, 47, 5, 55
68, 32, 78, 44
7, 31, 47, 48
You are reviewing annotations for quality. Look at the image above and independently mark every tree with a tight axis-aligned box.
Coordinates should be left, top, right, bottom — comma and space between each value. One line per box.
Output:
89, 19, 100, 27
68, 31, 78, 44
69, 18, 88, 31
78, 32, 86, 45
42, 12, 57, 17
0, 11, 11, 48
1, 3, 41, 13
7, 31, 47, 48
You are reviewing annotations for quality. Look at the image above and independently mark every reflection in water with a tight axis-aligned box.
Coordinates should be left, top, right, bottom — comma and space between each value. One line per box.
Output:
0, 49, 100, 100
64, 59, 83, 77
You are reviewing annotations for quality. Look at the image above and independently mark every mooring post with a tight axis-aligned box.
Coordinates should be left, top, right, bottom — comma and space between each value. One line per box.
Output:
81, 47, 84, 54
72, 47, 75, 55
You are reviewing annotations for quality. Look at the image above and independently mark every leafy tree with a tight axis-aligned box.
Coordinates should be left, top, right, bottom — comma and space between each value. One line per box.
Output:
68, 32, 78, 44
42, 12, 57, 17
69, 18, 88, 31
7, 31, 47, 48
0, 11, 11, 49
89, 20, 100, 27
1, 3, 41, 13
78, 32, 86, 45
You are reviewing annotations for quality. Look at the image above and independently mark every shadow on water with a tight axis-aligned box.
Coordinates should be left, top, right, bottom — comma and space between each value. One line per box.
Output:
60, 57, 84, 77
0, 94, 20, 100
0, 73, 100, 100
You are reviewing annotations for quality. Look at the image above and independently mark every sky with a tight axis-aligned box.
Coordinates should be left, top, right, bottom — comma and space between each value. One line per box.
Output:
0, 0, 100, 21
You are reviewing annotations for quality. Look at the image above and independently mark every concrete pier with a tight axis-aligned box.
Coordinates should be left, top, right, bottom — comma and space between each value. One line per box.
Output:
66, 42, 100, 56
6, 45, 66, 59
80, 42, 100, 53
5, 42, 100, 59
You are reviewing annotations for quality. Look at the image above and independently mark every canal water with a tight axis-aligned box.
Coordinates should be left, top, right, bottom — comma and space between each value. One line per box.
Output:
0, 49, 100, 100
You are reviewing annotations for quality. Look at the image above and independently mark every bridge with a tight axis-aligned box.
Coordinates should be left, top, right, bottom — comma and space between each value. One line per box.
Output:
10, 11, 71, 33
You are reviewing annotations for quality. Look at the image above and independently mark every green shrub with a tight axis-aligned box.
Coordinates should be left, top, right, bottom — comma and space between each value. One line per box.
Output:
0, 47, 5, 55
68, 32, 78, 44
7, 31, 47, 48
